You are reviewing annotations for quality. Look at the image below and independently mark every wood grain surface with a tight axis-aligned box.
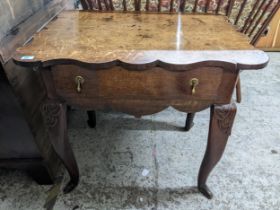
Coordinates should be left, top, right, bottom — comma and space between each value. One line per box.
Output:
14, 11, 268, 69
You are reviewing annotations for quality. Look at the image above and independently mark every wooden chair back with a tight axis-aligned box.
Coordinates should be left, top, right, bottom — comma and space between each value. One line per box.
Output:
80, 0, 280, 45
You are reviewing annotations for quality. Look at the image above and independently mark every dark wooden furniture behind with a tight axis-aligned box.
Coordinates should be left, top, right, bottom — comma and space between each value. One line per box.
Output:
0, 63, 52, 184
0, 0, 66, 186
14, 11, 268, 198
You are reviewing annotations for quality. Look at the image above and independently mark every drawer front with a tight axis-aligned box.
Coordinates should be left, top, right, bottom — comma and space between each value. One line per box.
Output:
50, 65, 237, 113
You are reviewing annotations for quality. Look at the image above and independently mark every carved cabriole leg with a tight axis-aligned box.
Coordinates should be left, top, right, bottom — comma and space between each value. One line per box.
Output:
87, 110, 96, 128
185, 113, 196, 131
198, 103, 237, 199
41, 101, 79, 193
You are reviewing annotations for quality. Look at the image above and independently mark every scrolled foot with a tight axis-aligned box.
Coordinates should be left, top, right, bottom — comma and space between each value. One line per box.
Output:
198, 184, 213, 199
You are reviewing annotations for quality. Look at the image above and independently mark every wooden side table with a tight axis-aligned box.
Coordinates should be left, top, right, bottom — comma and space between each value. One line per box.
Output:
13, 11, 269, 198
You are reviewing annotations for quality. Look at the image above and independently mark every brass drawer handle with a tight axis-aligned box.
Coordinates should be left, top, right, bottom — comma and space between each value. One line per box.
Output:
75, 76, 85, 93
189, 78, 199, 95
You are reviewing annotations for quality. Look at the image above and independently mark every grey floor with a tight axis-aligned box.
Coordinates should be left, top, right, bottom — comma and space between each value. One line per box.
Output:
0, 53, 280, 210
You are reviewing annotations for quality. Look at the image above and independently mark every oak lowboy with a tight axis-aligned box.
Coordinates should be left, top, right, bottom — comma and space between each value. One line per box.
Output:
13, 11, 269, 198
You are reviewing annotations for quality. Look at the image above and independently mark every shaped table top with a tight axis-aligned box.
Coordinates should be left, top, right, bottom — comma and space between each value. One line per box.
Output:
14, 11, 269, 70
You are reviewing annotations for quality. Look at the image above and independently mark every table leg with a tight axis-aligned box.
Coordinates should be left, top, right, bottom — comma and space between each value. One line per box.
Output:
185, 113, 196, 131
87, 110, 96, 128
236, 76, 242, 103
198, 103, 236, 199
41, 101, 79, 193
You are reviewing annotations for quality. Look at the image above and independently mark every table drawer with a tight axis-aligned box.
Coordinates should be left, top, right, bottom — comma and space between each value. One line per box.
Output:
50, 64, 238, 111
